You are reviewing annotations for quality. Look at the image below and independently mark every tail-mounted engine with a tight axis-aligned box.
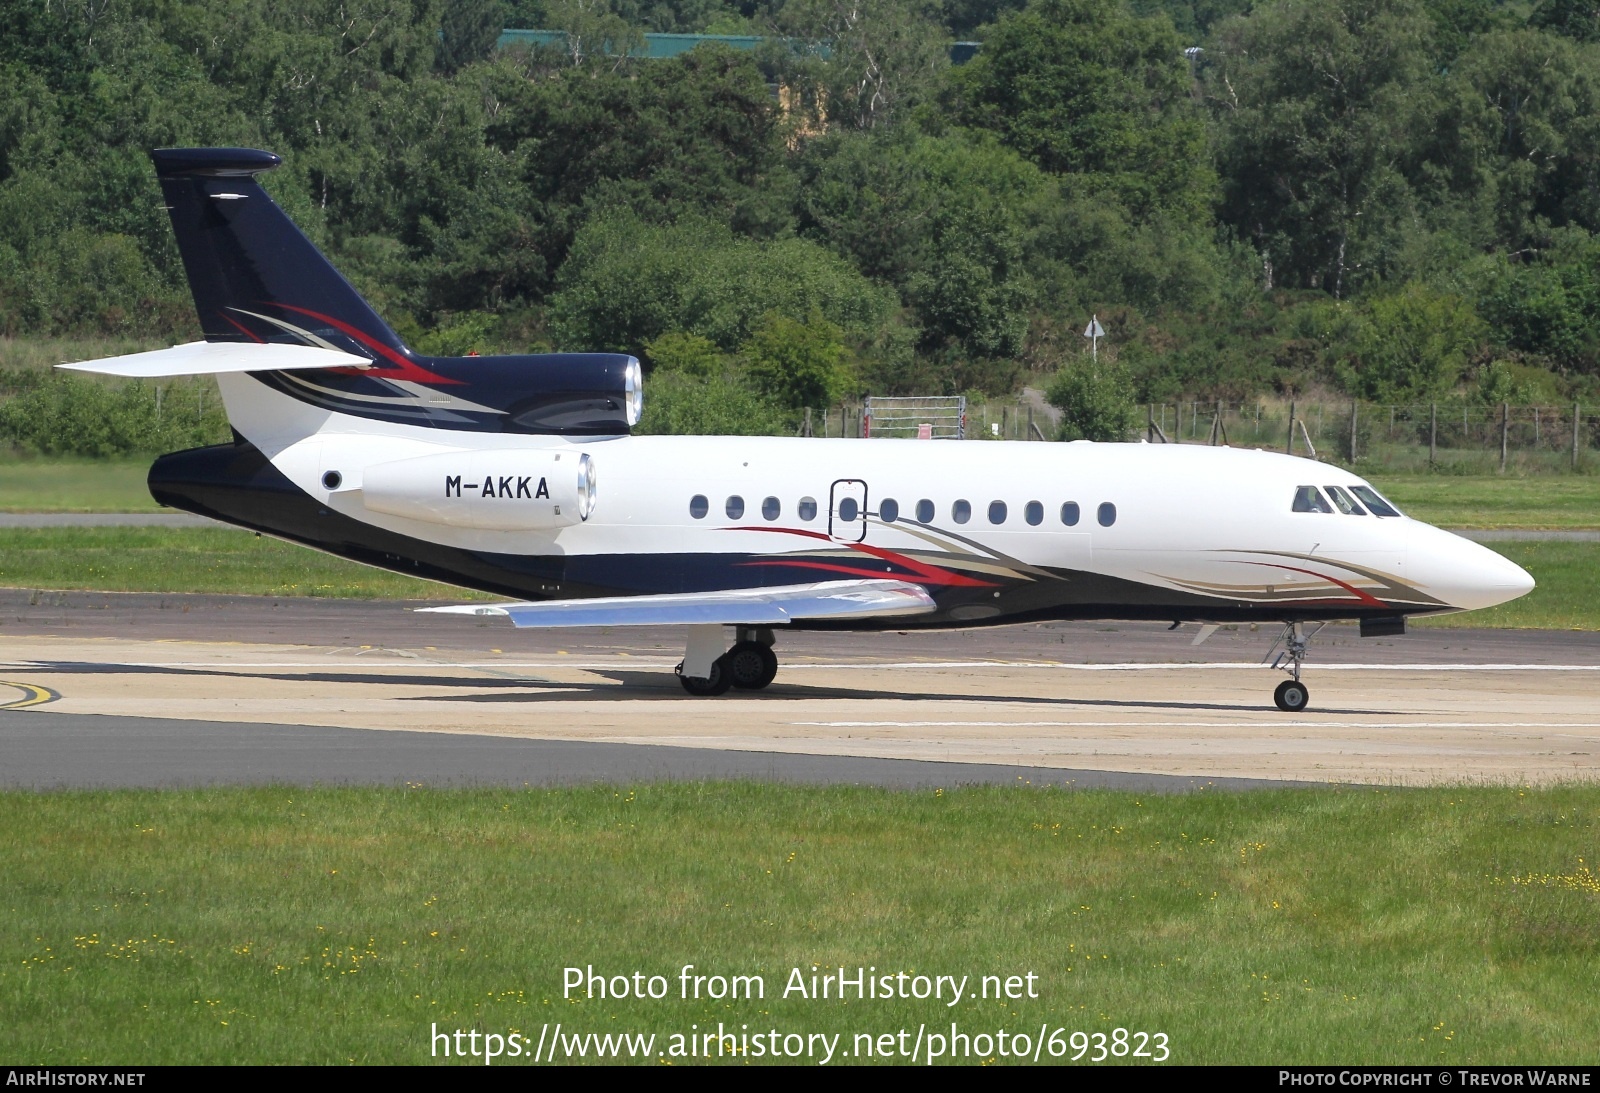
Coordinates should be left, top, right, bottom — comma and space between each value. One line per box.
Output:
359, 449, 596, 530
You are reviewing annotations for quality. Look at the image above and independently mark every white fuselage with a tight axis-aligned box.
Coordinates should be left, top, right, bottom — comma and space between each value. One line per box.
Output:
220, 373, 1534, 621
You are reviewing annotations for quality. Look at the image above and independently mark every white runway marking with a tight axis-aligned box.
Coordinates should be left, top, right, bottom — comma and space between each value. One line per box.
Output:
4, 659, 1600, 672
785, 662, 1600, 672
795, 720, 1600, 729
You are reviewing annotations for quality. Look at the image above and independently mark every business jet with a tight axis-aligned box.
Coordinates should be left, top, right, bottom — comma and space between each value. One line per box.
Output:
63, 148, 1534, 712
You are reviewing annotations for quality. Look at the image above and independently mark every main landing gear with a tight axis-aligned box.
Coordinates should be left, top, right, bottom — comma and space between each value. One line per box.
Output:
675, 626, 778, 697
1265, 621, 1324, 712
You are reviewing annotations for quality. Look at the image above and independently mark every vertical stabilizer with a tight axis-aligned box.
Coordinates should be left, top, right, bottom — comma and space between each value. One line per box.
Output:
152, 148, 407, 362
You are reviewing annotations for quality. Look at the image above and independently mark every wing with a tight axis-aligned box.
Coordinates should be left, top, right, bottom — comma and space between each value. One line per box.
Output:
58, 341, 371, 378
417, 579, 937, 628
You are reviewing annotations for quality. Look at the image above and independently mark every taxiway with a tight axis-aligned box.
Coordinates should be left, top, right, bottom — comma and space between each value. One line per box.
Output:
1, 590, 1595, 789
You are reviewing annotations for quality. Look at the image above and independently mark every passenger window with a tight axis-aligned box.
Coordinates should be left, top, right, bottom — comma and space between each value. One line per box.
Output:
762, 496, 781, 521
726, 495, 745, 519
880, 498, 899, 523
1025, 501, 1043, 526
1292, 486, 1334, 514
988, 501, 1007, 525
798, 496, 818, 521
1098, 502, 1117, 527
1324, 485, 1365, 515
1061, 502, 1080, 526
916, 499, 934, 523
953, 500, 971, 524
1350, 485, 1402, 518
838, 497, 859, 522
689, 494, 709, 519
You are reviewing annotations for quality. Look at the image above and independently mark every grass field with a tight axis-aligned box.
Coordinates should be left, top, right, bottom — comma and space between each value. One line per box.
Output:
1370, 474, 1600, 528
0, 527, 492, 600
0, 458, 161, 512
1, 784, 1595, 1065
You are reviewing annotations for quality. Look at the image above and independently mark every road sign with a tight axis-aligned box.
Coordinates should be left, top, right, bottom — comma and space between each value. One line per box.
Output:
1084, 315, 1105, 360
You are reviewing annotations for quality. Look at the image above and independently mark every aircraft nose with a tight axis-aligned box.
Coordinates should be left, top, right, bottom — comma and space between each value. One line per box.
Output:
1408, 524, 1534, 611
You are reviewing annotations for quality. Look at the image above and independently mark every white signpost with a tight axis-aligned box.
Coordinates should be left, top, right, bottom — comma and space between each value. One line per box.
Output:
1083, 315, 1105, 361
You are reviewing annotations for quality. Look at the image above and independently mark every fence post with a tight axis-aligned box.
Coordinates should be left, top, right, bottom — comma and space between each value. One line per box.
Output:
1500, 402, 1509, 472
803, 407, 813, 437
1349, 400, 1358, 463
1286, 400, 1296, 455
1429, 403, 1437, 466
1575, 403, 1582, 470
1147, 404, 1154, 443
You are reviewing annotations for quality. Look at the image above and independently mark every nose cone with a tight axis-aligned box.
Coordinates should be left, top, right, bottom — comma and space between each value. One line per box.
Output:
1408, 524, 1535, 611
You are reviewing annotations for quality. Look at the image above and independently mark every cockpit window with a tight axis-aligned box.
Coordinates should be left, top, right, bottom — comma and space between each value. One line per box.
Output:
1324, 485, 1366, 515
1351, 485, 1402, 518
1292, 486, 1334, 513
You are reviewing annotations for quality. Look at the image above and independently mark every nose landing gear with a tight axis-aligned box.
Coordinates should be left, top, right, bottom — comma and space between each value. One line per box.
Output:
1266, 622, 1323, 712
1273, 678, 1310, 712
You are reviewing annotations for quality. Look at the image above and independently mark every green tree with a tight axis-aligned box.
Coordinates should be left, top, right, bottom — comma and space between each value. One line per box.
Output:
489, 43, 795, 287
776, 0, 952, 130
1340, 282, 1485, 400
1473, 231, 1600, 370
439, 0, 510, 74
645, 332, 725, 375
548, 209, 895, 352
1045, 357, 1140, 441
633, 370, 790, 435
956, 0, 1214, 221
1206, 0, 1434, 296
797, 128, 1046, 356
741, 310, 851, 410
546, 0, 646, 69
1530, 0, 1600, 43
1419, 29, 1600, 250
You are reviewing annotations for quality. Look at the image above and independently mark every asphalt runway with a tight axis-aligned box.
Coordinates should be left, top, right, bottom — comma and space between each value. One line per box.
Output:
1, 589, 1597, 789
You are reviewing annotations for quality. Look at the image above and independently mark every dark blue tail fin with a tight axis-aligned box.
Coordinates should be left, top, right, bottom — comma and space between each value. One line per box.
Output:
152, 148, 408, 362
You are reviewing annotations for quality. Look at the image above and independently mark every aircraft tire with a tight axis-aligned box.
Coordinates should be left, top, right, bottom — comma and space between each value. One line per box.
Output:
1273, 679, 1310, 712
679, 656, 733, 697
726, 642, 779, 690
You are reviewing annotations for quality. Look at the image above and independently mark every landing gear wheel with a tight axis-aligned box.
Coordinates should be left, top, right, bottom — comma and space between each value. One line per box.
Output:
1274, 679, 1310, 712
677, 656, 732, 697
725, 641, 778, 690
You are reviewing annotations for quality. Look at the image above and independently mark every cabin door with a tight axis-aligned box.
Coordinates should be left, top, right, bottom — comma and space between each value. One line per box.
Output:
829, 478, 868, 543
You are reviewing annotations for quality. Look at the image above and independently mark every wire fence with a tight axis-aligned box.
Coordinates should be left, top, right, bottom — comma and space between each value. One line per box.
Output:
1141, 399, 1598, 473
816, 397, 1599, 473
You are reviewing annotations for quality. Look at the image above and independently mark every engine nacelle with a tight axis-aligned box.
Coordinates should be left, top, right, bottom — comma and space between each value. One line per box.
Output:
360, 449, 595, 530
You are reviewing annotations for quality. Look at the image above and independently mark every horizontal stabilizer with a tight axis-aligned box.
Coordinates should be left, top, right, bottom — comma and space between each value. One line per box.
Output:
418, 579, 938, 628
58, 341, 371, 378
